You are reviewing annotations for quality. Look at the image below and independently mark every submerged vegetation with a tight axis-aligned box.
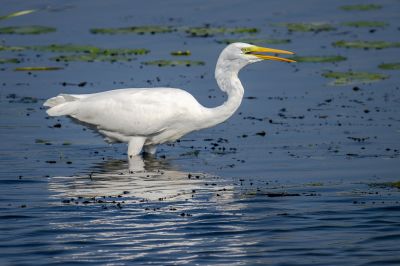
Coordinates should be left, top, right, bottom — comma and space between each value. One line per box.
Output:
90, 25, 175, 35
333, 40, 400, 49
142, 60, 205, 67
378, 63, 400, 70
322, 71, 389, 85
278, 22, 335, 32
292, 55, 346, 63
342, 21, 387, 28
340, 4, 382, 11
0, 26, 56, 35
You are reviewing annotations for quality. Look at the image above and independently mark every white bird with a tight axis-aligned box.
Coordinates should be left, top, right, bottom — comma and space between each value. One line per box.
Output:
44, 43, 295, 159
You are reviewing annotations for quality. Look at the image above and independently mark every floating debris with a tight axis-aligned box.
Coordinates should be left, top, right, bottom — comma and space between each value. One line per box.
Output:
142, 60, 205, 67
340, 4, 382, 11
186, 26, 258, 37
171, 50, 191, 56
278, 22, 335, 32
217, 38, 291, 45
0, 9, 36, 20
0, 26, 56, 35
378, 63, 400, 70
333, 40, 400, 49
90, 25, 174, 35
342, 21, 387, 28
292, 55, 346, 63
322, 71, 389, 85
15, 66, 63, 71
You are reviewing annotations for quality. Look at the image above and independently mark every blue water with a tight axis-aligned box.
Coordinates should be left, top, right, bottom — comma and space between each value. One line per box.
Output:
1, 0, 400, 265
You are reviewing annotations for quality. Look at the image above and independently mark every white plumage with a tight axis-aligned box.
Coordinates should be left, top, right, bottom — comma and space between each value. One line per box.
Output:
44, 43, 295, 158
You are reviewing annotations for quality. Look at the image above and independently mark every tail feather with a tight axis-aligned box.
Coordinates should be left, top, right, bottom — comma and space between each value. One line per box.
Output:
44, 94, 86, 116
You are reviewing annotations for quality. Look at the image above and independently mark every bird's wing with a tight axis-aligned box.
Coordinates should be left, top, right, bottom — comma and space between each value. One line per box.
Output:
68, 88, 203, 136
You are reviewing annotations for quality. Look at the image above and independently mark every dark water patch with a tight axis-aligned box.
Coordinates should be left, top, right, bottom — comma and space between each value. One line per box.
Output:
142, 60, 205, 67
0, 26, 56, 35
0, 215, 34, 219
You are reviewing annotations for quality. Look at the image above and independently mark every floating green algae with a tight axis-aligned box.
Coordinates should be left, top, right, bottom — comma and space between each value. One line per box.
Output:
333, 40, 400, 49
0, 9, 36, 20
340, 4, 382, 11
90, 25, 174, 35
368, 181, 400, 189
0, 58, 20, 64
0, 26, 56, 35
171, 50, 191, 56
15, 66, 63, 71
52, 54, 135, 62
292, 55, 346, 63
217, 38, 291, 45
186, 26, 258, 37
322, 71, 389, 85
342, 21, 387, 28
378, 63, 400, 70
0, 45, 25, 51
142, 60, 205, 67
279, 22, 335, 32
30, 44, 150, 55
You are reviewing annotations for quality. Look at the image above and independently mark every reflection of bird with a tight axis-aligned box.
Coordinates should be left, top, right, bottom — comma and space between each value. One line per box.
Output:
44, 43, 295, 159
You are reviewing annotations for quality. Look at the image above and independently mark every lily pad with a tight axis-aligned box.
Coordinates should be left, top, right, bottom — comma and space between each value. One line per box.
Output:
0, 45, 25, 51
322, 71, 389, 85
342, 21, 387, 28
279, 22, 335, 32
340, 4, 382, 11
171, 50, 191, 56
0, 26, 56, 35
186, 26, 258, 37
333, 40, 400, 49
0, 9, 36, 20
292, 55, 346, 63
142, 60, 205, 67
378, 63, 400, 70
217, 38, 291, 45
0, 58, 20, 64
30, 44, 150, 55
90, 26, 174, 35
15, 66, 63, 71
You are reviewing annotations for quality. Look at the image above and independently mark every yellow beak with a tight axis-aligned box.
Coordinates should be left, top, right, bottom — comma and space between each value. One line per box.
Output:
242, 45, 296, 63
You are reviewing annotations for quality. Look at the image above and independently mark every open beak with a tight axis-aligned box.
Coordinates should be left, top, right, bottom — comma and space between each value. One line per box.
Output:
243, 45, 296, 63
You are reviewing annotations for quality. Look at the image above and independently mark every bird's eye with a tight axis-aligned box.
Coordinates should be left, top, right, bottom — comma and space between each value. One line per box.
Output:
241, 48, 252, 54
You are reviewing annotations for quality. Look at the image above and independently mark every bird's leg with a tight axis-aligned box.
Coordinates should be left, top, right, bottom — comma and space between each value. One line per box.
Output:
127, 137, 146, 159
143, 145, 157, 155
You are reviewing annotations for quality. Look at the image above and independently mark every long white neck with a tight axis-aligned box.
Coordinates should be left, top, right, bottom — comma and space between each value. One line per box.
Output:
200, 58, 245, 129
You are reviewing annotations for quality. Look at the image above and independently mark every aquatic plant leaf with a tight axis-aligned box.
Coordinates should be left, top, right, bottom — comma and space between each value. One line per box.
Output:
0, 58, 20, 64
378, 63, 400, 70
322, 71, 389, 85
333, 40, 400, 49
0, 9, 36, 20
30, 44, 150, 55
186, 26, 258, 37
0, 26, 56, 35
171, 50, 191, 56
0, 45, 25, 51
142, 60, 205, 67
292, 55, 346, 63
342, 21, 387, 28
340, 4, 382, 11
15, 66, 63, 71
90, 26, 174, 35
279, 22, 335, 32
217, 38, 291, 45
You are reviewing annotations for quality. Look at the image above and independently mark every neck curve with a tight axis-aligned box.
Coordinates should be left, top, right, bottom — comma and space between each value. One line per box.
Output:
200, 59, 245, 129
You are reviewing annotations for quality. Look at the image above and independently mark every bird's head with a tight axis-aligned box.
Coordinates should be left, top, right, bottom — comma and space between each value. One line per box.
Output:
217, 42, 295, 72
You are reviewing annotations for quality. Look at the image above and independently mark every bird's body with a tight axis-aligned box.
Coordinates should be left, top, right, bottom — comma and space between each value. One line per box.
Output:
44, 43, 295, 158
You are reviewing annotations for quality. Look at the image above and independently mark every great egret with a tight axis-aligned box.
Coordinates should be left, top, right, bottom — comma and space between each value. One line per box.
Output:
44, 42, 295, 159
